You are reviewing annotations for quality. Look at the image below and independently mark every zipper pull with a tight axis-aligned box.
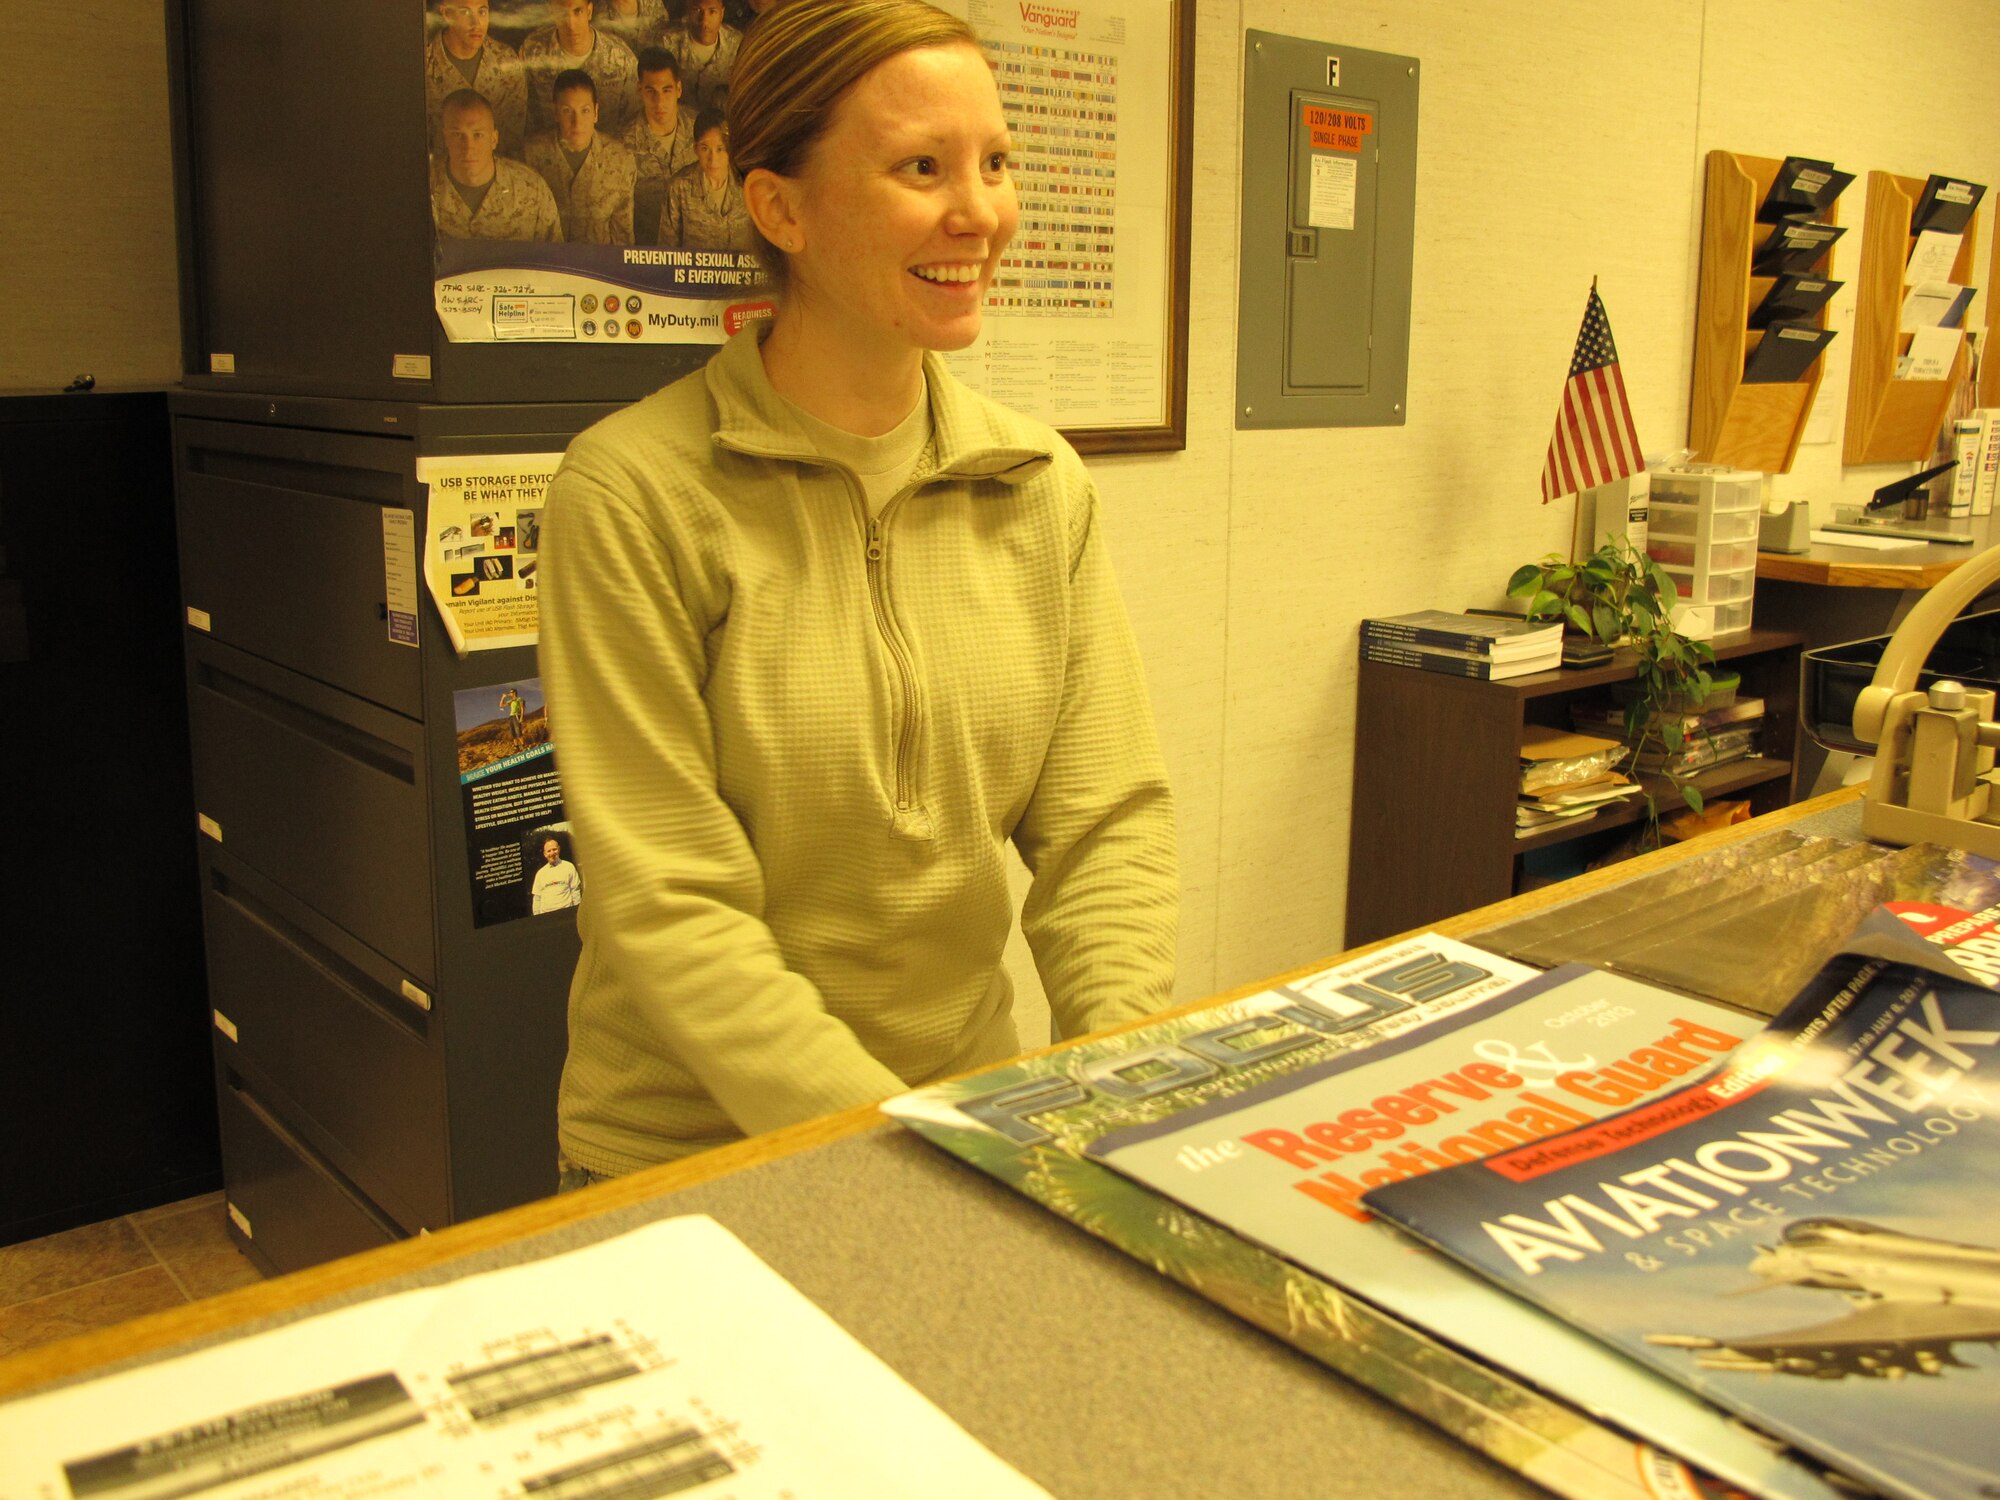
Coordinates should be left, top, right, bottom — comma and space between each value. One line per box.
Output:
866, 517, 885, 562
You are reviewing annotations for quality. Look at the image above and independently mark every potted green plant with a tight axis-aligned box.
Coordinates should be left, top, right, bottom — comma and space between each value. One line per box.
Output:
1507, 537, 1722, 824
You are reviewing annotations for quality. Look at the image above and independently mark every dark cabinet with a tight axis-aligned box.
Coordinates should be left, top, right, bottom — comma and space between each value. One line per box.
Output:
167, 0, 705, 406
0, 392, 218, 1245
162, 0, 670, 1273
172, 392, 614, 1275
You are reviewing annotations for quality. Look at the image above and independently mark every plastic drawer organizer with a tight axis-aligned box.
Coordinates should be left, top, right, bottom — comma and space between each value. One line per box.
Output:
1648, 466, 1761, 636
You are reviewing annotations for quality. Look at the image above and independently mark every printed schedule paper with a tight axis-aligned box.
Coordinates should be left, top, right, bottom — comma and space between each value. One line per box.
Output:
0, 1215, 1048, 1500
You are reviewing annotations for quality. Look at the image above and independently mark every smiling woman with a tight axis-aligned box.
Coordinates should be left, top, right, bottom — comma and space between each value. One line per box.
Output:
726, 1, 1016, 432
744, 40, 1016, 431
536, 0, 1180, 1182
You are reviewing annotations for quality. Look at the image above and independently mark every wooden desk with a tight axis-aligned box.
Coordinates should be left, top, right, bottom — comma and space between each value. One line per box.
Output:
1756, 510, 2000, 591
0, 792, 1860, 1498
1757, 547, 1978, 590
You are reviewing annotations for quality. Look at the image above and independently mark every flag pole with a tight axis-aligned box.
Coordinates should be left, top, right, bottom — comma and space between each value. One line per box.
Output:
1569, 276, 1601, 563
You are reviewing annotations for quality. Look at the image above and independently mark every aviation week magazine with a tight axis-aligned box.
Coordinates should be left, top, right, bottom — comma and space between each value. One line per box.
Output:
884, 936, 1849, 1500
1365, 913, 2000, 1500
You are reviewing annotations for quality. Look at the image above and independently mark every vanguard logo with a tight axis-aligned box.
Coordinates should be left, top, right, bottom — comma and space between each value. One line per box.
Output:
1020, 1, 1079, 30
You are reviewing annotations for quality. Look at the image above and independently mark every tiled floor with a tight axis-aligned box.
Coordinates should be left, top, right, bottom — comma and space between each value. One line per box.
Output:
0, 1193, 263, 1359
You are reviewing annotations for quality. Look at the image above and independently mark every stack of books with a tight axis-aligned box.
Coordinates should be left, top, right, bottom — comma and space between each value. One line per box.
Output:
1629, 723, 1759, 777
1570, 697, 1765, 779
1516, 727, 1640, 837
1360, 611, 1563, 680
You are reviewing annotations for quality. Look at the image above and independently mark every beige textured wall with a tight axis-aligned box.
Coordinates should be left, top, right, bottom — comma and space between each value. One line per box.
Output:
1001, 0, 2000, 1036
0, 2, 181, 390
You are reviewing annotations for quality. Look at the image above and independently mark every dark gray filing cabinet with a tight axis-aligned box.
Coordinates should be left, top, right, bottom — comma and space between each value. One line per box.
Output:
171, 389, 618, 1275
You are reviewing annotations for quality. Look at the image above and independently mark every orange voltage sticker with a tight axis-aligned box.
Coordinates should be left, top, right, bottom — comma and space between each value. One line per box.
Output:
1303, 104, 1373, 152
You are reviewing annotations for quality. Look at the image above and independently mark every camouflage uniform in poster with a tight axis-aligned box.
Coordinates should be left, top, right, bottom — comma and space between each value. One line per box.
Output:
659, 165, 752, 251
424, 31, 528, 156
592, 0, 670, 54
431, 156, 564, 241
663, 21, 741, 117
521, 25, 641, 136
622, 107, 698, 247
525, 131, 638, 244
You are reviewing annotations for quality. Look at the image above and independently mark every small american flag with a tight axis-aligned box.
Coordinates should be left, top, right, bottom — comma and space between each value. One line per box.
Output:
1541, 287, 1645, 503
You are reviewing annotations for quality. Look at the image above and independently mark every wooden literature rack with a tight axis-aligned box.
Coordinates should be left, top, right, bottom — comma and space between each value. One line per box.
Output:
1983, 212, 2000, 409
1844, 170, 1980, 465
1689, 150, 1838, 473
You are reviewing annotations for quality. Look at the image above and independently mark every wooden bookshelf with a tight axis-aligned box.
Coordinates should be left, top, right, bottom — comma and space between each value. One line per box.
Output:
1343, 628, 1803, 946
1844, 170, 1980, 466
1689, 151, 1838, 473
1983, 203, 2000, 410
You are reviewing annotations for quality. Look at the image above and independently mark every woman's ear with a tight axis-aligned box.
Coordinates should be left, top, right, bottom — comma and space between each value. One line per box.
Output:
743, 167, 803, 254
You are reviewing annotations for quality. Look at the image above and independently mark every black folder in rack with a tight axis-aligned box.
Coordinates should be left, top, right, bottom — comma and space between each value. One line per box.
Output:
1743, 320, 1837, 384
1749, 273, 1841, 328
1751, 218, 1845, 275
1755, 156, 1854, 223
1911, 174, 1986, 235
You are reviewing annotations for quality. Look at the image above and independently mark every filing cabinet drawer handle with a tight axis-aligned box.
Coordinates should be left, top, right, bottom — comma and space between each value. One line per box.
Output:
208, 866, 431, 1035
196, 661, 416, 784
186, 445, 405, 506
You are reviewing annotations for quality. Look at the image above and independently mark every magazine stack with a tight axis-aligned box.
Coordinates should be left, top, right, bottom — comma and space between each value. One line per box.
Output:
1516, 726, 1641, 836
884, 937, 1856, 1500
1572, 694, 1766, 777
1366, 915, 2000, 1500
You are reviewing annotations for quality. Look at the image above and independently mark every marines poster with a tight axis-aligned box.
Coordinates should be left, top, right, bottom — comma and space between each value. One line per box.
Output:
1365, 917, 2000, 1500
416, 452, 559, 651
421, 0, 1178, 432
425, 0, 767, 344
454, 677, 580, 927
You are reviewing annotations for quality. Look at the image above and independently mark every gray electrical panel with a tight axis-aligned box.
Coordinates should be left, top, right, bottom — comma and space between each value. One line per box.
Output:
1236, 33, 1419, 430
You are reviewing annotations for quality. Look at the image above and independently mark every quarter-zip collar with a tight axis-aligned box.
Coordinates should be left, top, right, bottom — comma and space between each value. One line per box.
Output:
705, 325, 1054, 486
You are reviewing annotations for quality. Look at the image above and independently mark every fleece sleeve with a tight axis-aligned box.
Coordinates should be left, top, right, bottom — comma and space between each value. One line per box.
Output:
538, 463, 906, 1135
1011, 480, 1179, 1037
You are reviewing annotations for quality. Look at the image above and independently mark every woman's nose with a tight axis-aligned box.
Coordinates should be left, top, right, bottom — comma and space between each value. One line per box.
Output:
946, 174, 1002, 239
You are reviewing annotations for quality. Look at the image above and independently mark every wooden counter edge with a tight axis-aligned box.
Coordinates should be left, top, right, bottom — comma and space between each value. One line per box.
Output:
1757, 549, 1966, 589
0, 1110, 891, 1400
0, 787, 1863, 1404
